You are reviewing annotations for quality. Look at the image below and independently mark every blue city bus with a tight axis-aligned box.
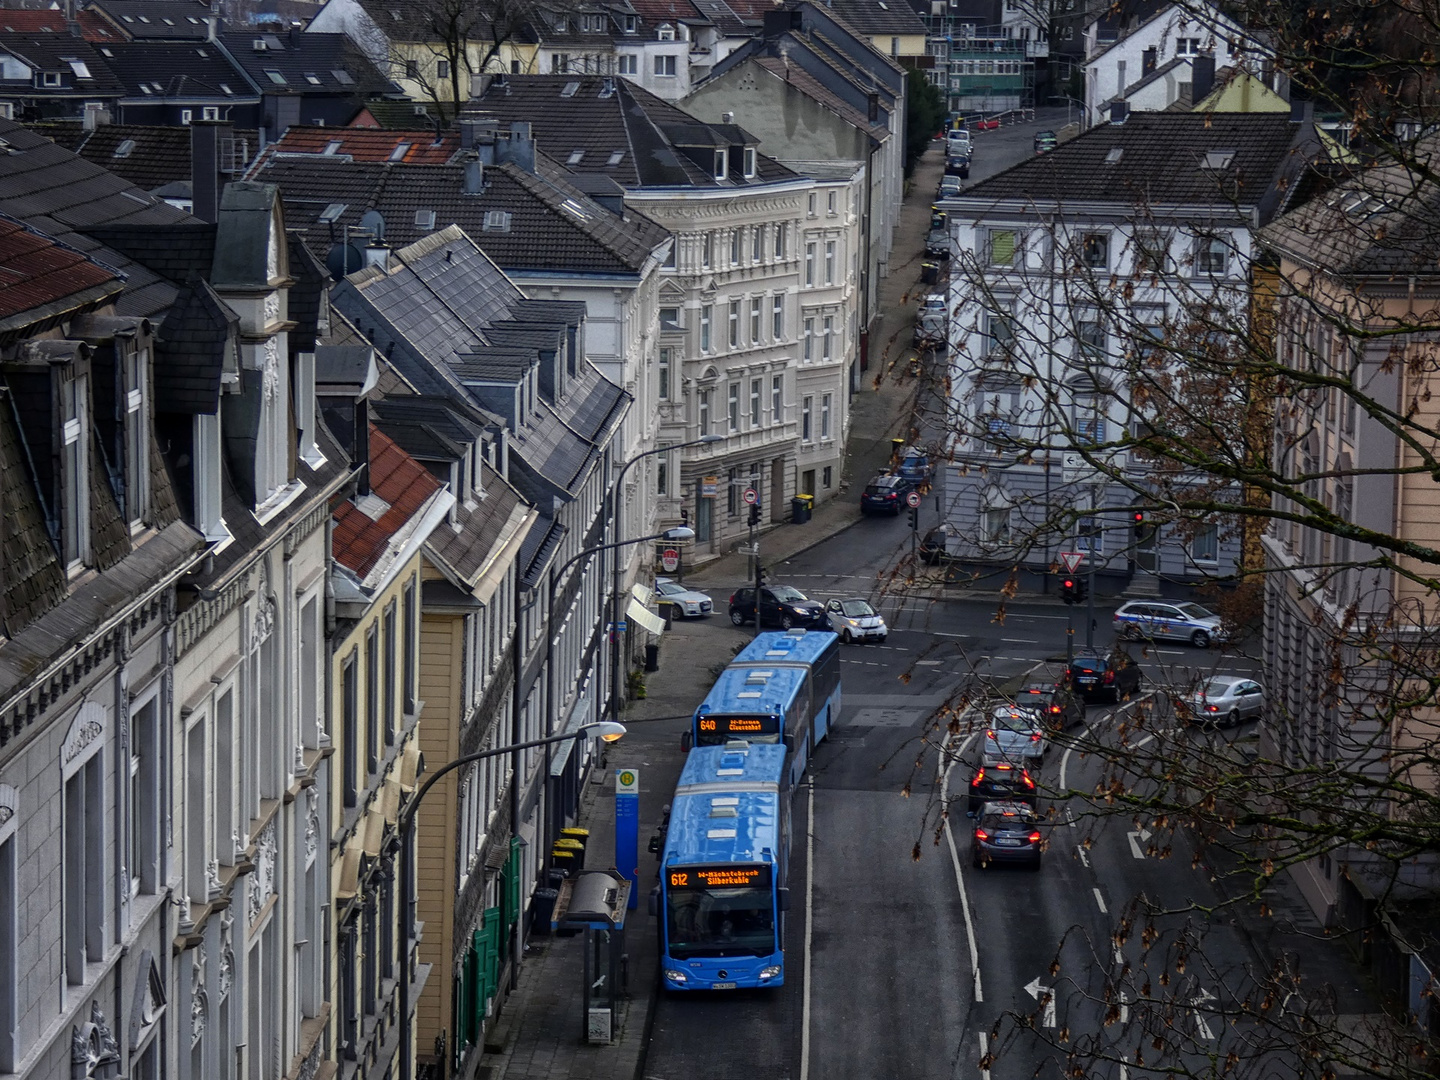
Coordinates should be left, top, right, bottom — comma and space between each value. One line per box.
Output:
729, 629, 842, 748
651, 742, 792, 991
685, 666, 814, 788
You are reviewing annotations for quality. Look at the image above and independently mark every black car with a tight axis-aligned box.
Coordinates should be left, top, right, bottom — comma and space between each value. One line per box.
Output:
944, 153, 971, 178
919, 524, 957, 564
1033, 130, 1057, 154
971, 801, 1043, 869
1014, 680, 1085, 730
967, 761, 1037, 815
860, 474, 910, 516
727, 585, 826, 629
925, 227, 951, 259
1066, 651, 1143, 703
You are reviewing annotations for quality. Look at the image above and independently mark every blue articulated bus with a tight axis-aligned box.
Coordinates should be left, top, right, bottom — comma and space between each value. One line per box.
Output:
651, 742, 792, 990
729, 629, 842, 748
685, 666, 813, 788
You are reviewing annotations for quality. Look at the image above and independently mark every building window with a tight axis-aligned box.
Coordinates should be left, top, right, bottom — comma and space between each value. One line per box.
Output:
805, 242, 816, 286
728, 383, 740, 432
701, 232, 712, 268
988, 229, 1018, 266
821, 394, 832, 439
750, 298, 762, 343
824, 240, 836, 284
730, 230, 741, 265
802, 396, 813, 441
0, 827, 14, 1071
365, 627, 379, 775
405, 59, 419, 78
822, 316, 834, 361
61, 371, 91, 569
437, 59, 451, 79
657, 444, 670, 495
700, 305, 712, 350
1196, 233, 1229, 275
658, 347, 671, 399
1077, 319, 1105, 360
1135, 229, 1171, 273
698, 390, 711, 436
771, 375, 783, 423
803, 318, 814, 361
728, 301, 740, 348
383, 602, 397, 745
131, 696, 160, 895
752, 226, 763, 261
823, 466, 833, 488
985, 310, 1014, 355
403, 578, 417, 713
827, 191, 837, 215
772, 295, 784, 339
123, 347, 149, 527
1075, 396, 1107, 444
1191, 523, 1219, 562
1081, 232, 1109, 269
64, 739, 105, 985
983, 507, 1013, 541
660, 306, 680, 329
807, 193, 816, 217
743, 147, 756, 178
773, 223, 785, 258
552, 53, 570, 73
727, 467, 739, 516
713, 149, 727, 180
342, 652, 358, 807
750, 379, 762, 426
1076, 516, 1102, 554
655, 53, 676, 75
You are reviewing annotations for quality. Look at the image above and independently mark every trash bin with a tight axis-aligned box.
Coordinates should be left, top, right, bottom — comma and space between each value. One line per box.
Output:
553, 837, 585, 869
551, 848, 578, 876
644, 642, 660, 672
560, 827, 589, 860
921, 261, 939, 285
531, 887, 558, 936
791, 494, 813, 524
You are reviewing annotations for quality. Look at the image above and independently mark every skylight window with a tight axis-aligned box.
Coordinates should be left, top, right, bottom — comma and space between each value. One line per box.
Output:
266, 69, 287, 85
415, 209, 436, 228
196, 47, 208, 56
561, 80, 580, 97
113, 139, 136, 158
323, 140, 344, 154
1201, 149, 1235, 169
220, 83, 233, 94
152, 81, 164, 91
1105, 147, 1123, 164
163, 17, 175, 24
99, 47, 113, 56
332, 68, 354, 85
139, 84, 152, 94
121, 15, 134, 22
483, 210, 512, 232
62, 58, 92, 78
567, 149, 584, 164
389, 142, 411, 161
318, 203, 348, 223
558, 198, 589, 220
607, 149, 624, 165
138, 15, 150, 22
304, 72, 321, 85
188, 16, 201, 23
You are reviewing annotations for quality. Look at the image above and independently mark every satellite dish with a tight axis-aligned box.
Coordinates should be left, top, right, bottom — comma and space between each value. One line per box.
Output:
326, 242, 366, 279
358, 209, 386, 240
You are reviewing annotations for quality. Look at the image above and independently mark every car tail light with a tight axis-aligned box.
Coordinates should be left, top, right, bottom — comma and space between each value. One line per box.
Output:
974, 829, 989, 841
985, 730, 997, 740
971, 769, 984, 785
1049, 705, 1061, 714
1103, 670, 1115, 684
1020, 772, 1035, 789
1030, 732, 1041, 742
1205, 704, 1219, 712
1028, 831, 1041, 843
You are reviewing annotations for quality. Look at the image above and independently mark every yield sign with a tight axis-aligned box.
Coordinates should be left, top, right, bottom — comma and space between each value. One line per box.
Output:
1059, 550, 1085, 573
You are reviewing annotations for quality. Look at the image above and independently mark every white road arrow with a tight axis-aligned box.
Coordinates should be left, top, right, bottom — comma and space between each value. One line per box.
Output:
1126, 827, 1152, 859
1189, 987, 1217, 1040
1024, 976, 1056, 1028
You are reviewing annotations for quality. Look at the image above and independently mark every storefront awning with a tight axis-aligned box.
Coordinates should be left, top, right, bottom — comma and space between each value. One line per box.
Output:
626, 596, 666, 635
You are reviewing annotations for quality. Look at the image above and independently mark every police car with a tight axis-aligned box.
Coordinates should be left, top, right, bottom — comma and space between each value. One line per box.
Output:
1112, 600, 1228, 647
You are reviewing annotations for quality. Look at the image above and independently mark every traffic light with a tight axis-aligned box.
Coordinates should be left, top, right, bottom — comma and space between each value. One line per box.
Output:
1074, 577, 1088, 603
908, 504, 919, 530
748, 503, 761, 527
1133, 509, 1146, 538
1061, 577, 1077, 604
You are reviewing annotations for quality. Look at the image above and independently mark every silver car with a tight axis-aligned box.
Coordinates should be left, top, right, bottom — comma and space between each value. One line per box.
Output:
1185, 675, 1264, 726
824, 597, 888, 643
1113, 600, 1229, 647
984, 704, 1046, 764
654, 578, 712, 618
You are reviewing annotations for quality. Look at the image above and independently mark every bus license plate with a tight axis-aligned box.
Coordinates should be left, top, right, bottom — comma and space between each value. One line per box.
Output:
712, 981, 737, 990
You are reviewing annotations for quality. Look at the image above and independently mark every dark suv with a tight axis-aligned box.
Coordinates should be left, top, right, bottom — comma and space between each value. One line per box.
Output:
727, 585, 826, 629
1014, 680, 1084, 730
860, 474, 909, 515
1066, 651, 1143, 703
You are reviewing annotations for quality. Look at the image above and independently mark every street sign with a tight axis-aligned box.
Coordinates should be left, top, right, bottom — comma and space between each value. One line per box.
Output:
700, 476, 718, 498
1059, 550, 1084, 573
742, 486, 758, 506
904, 490, 922, 509
660, 548, 679, 572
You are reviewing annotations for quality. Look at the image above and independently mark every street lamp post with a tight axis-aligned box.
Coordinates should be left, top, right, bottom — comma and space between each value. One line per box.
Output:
396, 721, 627, 1080
606, 435, 720, 728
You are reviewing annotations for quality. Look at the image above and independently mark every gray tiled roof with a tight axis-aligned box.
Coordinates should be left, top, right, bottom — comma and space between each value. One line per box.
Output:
85, 221, 218, 283
517, 512, 566, 589
218, 30, 393, 96
0, 35, 127, 95
155, 278, 236, 413
87, 0, 216, 39
27, 122, 261, 193
100, 40, 260, 100
430, 460, 532, 587
802, 0, 926, 37
370, 395, 490, 461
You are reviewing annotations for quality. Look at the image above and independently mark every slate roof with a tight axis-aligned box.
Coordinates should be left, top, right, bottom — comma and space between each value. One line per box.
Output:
101, 40, 260, 100
0, 215, 124, 336
352, 99, 446, 129
262, 125, 459, 162
0, 396, 67, 635
0, 34, 127, 94
218, 29, 394, 96
958, 113, 1319, 225
805, 0, 926, 37
85, 221, 219, 284
0, 9, 123, 40
27, 122, 261, 192
154, 278, 237, 413
462, 75, 798, 189
429, 459, 531, 585
85, 0, 216, 40
250, 129, 669, 275
332, 424, 444, 578
752, 53, 889, 139
0, 117, 194, 316
1258, 159, 1440, 278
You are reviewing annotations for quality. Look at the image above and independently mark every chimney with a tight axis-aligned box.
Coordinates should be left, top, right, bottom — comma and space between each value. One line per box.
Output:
190, 120, 229, 223
1108, 99, 1129, 124
364, 241, 389, 270
1191, 53, 1216, 103
462, 154, 485, 194
495, 121, 535, 173
1289, 98, 1313, 123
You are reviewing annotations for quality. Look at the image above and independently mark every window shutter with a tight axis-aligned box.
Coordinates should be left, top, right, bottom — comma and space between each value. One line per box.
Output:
990, 230, 1016, 265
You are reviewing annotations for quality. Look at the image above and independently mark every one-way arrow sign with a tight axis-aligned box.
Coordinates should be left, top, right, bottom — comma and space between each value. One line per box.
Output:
1024, 976, 1056, 1027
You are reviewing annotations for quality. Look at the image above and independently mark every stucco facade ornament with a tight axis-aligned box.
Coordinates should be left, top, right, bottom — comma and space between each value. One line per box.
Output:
261, 336, 281, 402
233, 829, 247, 863
305, 790, 320, 866
252, 596, 275, 650
173, 892, 194, 933
190, 990, 207, 1046
247, 817, 277, 925
206, 859, 222, 899
62, 702, 104, 767
71, 1000, 121, 1078
263, 291, 280, 326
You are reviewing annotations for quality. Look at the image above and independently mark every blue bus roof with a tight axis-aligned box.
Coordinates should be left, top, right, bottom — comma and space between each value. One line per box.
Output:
731, 630, 838, 667
696, 666, 807, 718
665, 744, 786, 867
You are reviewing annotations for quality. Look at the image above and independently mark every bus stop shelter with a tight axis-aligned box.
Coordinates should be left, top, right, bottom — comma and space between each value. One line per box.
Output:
553, 870, 631, 1043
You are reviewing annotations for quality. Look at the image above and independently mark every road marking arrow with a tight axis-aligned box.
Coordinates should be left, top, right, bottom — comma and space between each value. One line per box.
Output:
1126, 827, 1152, 859
1189, 987, 1216, 1040
1024, 976, 1056, 1027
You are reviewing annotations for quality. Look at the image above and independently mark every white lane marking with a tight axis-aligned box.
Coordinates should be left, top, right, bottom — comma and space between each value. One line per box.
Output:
1093, 887, 1107, 913
1077, 845, 1090, 868
1024, 976, 1056, 1027
1115, 946, 1125, 964
941, 728, 983, 1003
1000, 638, 1036, 644
800, 779, 815, 1080
1065, 807, 1076, 829
916, 660, 943, 666
978, 1031, 991, 1080
1127, 827, 1152, 859
1190, 988, 1217, 1040
1120, 993, 1129, 1023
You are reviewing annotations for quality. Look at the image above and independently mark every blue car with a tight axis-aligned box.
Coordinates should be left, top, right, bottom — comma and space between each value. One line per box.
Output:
894, 447, 931, 486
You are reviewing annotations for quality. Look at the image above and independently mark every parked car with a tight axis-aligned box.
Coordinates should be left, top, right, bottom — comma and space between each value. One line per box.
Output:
654, 577, 712, 618
925, 226, 951, 259
919, 523, 958, 564
1184, 675, 1264, 726
1066, 651, 1142, 703
945, 128, 972, 155
824, 597, 888, 643
937, 174, 963, 199
971, 801, 1043, 869
914, 293, 947, 347
1033, 129, 1057, 154
860, 473, 909, 515
967, 761, 1037, 814
727, 585, 826, 629
1014, 680, 1085, 731
1113, 600, 1229, 647
944, 153, 971, 179
984, 704, 1047, 764
893, 446, 932, 486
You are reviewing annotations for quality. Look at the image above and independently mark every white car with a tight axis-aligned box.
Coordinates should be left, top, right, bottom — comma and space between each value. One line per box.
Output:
824, 597, 888, 643
1113, 600, 1229, 647
654, 578, 713, 617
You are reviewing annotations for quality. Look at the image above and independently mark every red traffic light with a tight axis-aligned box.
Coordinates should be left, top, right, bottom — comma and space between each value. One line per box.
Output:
1063, 578, 1074, 589
1133, 511, 1145, 523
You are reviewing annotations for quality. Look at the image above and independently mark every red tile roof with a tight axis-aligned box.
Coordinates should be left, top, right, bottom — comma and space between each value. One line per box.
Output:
0, 217, 122, 322
0, 10, 122, 39
269, 126, 460, 164
332, 425, 445, 578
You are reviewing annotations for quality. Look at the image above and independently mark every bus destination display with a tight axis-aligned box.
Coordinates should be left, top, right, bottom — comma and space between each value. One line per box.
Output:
696, 713, 779, 738
667, 864, 772, 890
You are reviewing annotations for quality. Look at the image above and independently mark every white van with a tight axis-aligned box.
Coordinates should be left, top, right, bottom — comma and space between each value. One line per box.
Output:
946, 128, 972, 155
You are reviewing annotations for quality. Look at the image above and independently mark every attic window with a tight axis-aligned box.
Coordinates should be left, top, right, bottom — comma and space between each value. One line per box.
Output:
607, 149, 624, 165
1201, 149, 1235, 169
658, 22, 675, 39
389, 8, 402, 18
266, 69, 287, 85
414, 209, 436, 228
622, 13, 637, 31
113, 138, 136, 158
305, 72, 321, 85
743, 146, 756, 178
389, 141, 411, 160
713, 149, 727, 181
1105, 147, 1123, 164
561, 80, 580, 97
567, 149, 584, 164
163, 16, 175, 24
188, 16, 201, 23
319, 203, 347, 222
41, 72, 63, 87
139, 84, 153, 94
323, 140, 344, 154
220, 83, 233, 94
138, 15, 150, 22
99, 47, 113, 56
63, 58, 92, 78
152, 81, 164, 91
558, 198, 589, 220
121, 14, 134, 21
332, 68, 354, 84
196, 47, 208, 56
483, 210, 512, 232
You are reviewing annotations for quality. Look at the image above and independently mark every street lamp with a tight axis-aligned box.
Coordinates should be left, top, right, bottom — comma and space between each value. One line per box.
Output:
396, 721, 627, 1080
606, 435, 720, 727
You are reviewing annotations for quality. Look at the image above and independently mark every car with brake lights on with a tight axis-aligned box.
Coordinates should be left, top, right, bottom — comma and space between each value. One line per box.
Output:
727, 585, 826, 629
1066, 651, 1142, 703
967, 761, 1037, 815
984, 704, 1047, 764
1184, 675, 1264, 726
824, 597, 888, 643
654, 577, 713, 618
971, 802, 1043, 869
1113, 599, 1229, 647
1014, 680, 1085, 731
860, 473, 909, 515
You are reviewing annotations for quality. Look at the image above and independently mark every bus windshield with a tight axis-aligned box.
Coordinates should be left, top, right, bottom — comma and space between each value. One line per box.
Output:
665, 873, 775, 958
695, 713, 781, 745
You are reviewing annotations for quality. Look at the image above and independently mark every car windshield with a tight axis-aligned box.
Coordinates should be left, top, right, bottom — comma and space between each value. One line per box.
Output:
837, 599, 875, 617
1017, 690, 1053, 708
770, 586, 807, 603
1071, 656, 1105, 670
1199, 677, 1237, 696
902, 455, 926, 469
1178, 603, 1215, 620
992, 710, 1037, 732
865, 483, 893, 496
657, 582, 683, 595
981, 807, 1037, 829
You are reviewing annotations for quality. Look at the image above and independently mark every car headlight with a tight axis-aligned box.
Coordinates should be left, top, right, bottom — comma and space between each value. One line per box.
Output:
664, 970, 688, 984
759, 965, 782, 980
